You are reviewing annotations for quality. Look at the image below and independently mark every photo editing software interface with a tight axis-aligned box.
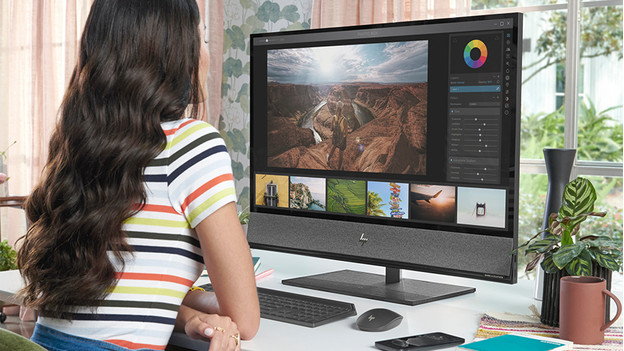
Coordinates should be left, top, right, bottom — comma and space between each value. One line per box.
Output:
250, 14, 520, 244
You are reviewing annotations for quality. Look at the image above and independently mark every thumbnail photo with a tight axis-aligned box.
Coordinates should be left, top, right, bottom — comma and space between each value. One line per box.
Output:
265, 40, 428, 176
255, 174, 289, 208
290, 176, 326, 211
327, 179, 366, 215
409, 184, 456, 223
456, 187, 506, 228
367, 181, 409, 219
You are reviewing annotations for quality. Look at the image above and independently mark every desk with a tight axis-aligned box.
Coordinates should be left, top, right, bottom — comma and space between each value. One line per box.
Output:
2, 250, 623, 350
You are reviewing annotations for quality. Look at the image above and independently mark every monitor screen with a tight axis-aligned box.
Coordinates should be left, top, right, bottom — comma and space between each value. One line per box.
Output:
248, 13, 522, 305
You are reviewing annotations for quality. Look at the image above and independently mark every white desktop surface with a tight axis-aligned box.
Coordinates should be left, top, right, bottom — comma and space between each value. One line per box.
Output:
2, 249, 623, 351
237, 250, 538, 351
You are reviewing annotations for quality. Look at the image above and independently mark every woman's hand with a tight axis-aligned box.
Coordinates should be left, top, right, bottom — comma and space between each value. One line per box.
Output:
184, 311, 241, 351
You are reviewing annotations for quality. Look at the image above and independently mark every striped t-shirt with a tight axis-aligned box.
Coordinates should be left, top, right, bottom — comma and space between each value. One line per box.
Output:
38, 118, 237, 350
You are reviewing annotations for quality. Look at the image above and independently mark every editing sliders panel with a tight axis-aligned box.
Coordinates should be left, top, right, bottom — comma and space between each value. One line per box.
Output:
447, 31, 504, 185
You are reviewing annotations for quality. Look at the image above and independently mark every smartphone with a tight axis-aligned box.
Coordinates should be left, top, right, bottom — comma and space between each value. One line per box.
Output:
375, 332, 465, 351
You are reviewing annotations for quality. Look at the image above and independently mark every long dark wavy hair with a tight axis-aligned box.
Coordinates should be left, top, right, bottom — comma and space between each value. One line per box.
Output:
17, 0, 202, 319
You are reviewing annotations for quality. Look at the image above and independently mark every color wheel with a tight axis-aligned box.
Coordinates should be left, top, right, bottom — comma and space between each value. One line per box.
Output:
464, 39, 488, 69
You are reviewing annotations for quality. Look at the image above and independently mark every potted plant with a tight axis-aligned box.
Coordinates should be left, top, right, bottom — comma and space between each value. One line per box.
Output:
0, 239, 17, 272
519, 177, 623, 326
0, 239, 19, 322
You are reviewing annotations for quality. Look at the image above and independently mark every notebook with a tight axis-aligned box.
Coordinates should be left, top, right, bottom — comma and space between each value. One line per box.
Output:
459, 334, 572, 351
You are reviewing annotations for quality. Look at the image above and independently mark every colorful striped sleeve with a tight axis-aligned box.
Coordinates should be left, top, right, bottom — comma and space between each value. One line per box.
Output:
167, 119, 237, 228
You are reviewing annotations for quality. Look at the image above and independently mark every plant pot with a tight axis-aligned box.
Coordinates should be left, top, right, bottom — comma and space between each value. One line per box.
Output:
541, 262, 613, 327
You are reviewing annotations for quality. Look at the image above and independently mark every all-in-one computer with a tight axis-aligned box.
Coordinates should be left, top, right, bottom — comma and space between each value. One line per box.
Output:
248, 13, 522, 306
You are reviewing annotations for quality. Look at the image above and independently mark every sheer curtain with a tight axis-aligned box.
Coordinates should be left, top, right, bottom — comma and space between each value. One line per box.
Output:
312, 0, 471, 27
0, 0, 224, 245
0, 0, 92, 245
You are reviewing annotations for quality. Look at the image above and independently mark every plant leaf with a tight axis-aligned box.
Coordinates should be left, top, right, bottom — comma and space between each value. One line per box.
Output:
561, 228, 574, 246
549, 216, 563, 236
585, 237, 622, 249
257, 1, 280, 23
240, 0, 255, 9
231, 160, 244, 181
592, 250, 621, 271
226, 129, 247, 154
552, 243, 586, 269
526, 235, 558, 254
225, 26, 245, 51
540, 254, 560, 274
526, 253, 544, 272
280, 4, 300, 22
565, 249, 593, 276
518, 230, 551, 250
559, 177, 597, 230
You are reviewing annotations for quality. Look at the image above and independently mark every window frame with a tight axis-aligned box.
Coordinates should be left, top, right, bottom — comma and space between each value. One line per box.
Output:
471, 0, 624, 179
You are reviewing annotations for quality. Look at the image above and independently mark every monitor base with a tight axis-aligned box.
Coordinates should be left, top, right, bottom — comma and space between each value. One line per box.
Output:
282, 268, 475, 306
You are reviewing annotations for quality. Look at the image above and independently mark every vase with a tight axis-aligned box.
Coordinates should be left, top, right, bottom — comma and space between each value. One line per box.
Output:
534, 148, 576, 300
540, 263, 613, 327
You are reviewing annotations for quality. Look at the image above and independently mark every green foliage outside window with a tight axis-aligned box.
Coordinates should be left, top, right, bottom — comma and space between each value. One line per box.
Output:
576, 99, 623, 162
519, 94, 623, 275
520, 108, 565, 159
527, 6, 622, 83
521, 97, 623, 162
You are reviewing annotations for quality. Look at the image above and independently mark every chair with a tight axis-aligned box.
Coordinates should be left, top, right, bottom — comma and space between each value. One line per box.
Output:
0, 327, 46, 350
0, 195, 28, 228
0, 196, 27, 208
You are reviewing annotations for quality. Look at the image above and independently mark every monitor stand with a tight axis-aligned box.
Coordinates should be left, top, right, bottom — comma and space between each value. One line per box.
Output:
282, 268, 475, 305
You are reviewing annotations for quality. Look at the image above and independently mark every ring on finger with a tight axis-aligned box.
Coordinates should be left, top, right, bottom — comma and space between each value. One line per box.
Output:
230, 333, 240, 346
214, 326, 225, 333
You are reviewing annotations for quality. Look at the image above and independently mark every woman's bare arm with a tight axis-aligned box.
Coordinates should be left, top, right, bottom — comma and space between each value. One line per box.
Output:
194, 202, 260, 339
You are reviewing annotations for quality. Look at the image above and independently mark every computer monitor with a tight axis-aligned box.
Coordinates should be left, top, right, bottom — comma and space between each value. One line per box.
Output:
248, 13, 522, 305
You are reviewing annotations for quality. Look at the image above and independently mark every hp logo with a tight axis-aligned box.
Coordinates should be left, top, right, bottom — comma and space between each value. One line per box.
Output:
359, 233, 369, 246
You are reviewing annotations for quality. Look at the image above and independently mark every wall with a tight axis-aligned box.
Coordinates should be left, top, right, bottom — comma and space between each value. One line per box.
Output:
220, 0, 313, 212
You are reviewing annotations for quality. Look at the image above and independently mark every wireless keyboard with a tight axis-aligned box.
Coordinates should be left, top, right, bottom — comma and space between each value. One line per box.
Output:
199, 284, 357, 328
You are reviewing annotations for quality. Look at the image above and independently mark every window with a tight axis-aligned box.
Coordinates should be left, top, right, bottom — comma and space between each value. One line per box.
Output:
471, 0, 623, 276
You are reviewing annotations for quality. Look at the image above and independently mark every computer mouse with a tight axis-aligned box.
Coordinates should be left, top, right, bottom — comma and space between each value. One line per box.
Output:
356, 308, 403, 332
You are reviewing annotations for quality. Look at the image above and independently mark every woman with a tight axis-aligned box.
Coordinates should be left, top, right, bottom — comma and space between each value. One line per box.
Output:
16, 1, 260, 350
